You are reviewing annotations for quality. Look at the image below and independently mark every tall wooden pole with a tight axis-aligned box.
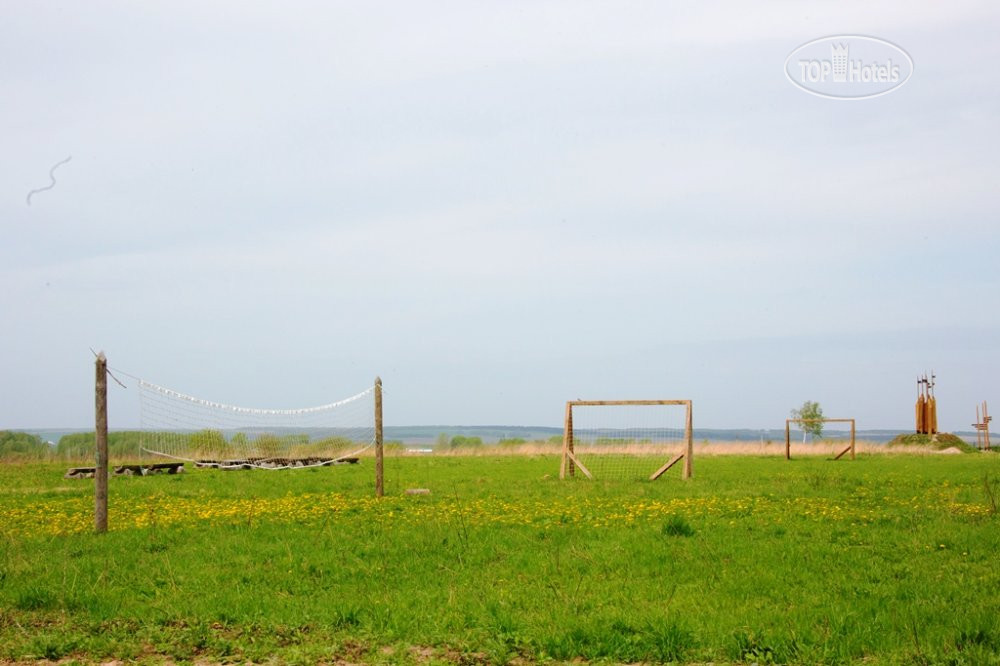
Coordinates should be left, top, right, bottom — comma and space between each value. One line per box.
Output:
559, 403, 569, 479
985, 402, 991, 451
374, 376, 384, 498
916, 377, 925, 434
95, 352, 109, 533
785, 420, 791, 460
850, 418, 856, 461
683, 400, 693, 479
562, 402, 575, 478
976, 403, 983, 449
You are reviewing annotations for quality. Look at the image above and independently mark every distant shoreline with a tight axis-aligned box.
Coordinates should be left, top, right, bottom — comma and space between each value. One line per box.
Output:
10, 425, 981, 446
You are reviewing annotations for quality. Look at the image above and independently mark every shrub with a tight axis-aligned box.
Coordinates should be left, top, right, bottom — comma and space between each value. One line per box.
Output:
449, 435, 483, 449
0, 431, 49, 460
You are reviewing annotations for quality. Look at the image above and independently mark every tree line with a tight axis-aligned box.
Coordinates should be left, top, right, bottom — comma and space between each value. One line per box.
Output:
0, 430, 370, 462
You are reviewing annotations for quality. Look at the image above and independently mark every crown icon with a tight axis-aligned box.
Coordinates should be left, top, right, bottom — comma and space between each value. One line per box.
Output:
831, 43, 849, 82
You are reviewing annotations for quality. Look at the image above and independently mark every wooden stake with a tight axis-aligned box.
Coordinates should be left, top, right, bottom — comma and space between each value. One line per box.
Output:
785, 420, 791, 460
650, 453, 684, 480
833, 444, 852, 461
95, 352, 108, 533
374, 377, 383, 498
563, 449, 593, 479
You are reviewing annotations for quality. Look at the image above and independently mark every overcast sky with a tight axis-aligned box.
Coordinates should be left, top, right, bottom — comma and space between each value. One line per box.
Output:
2, 1, 998, 431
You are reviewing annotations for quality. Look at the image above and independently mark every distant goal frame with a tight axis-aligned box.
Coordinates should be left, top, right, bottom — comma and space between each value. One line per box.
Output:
784, 418, 856, 460
560, 400, 694, 481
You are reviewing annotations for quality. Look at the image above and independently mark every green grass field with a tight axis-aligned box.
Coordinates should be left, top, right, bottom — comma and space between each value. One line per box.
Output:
1, 453, 999, 665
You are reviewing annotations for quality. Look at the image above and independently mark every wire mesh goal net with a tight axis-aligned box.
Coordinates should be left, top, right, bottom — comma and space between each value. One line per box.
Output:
137, 379, 377, 469
563, 401, 691, 480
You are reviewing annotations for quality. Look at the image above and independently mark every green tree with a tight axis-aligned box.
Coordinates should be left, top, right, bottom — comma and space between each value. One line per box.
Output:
449, 435, 483, 449
791, 400, 824, 442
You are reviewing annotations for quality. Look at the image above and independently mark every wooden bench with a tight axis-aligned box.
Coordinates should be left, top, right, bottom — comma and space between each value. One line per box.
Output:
195, 457, 360, 470
147, 462, 184, 474
64, 467, 96, 479
67, 463, 186, 478
114, 463, 184, 476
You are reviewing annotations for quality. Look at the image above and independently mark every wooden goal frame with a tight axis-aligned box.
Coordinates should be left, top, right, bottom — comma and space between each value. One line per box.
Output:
784, 418, 855, 460
560, 400, 693, 480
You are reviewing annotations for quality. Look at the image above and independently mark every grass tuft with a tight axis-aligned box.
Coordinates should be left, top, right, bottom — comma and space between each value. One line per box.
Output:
984, 472, 998, 514
662, 514, 695, 537
14, 587, 58, 611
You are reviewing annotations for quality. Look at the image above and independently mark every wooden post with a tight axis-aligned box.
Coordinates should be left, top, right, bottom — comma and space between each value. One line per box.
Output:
559, 403, 568, 479
561, 402, 575, 479
374, 377, 383, 498
916, 386, 925, 434
974, 402, 992, 451
926, 396, 937, 435
785, 420, 791, 460
985, 402, 991, 451
95, 352, 109, 533
683, 400, 693, 480
977, 403, 983, 449
850, 418, 856, 460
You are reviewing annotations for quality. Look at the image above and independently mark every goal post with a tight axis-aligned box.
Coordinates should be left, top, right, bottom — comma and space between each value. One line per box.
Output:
560, 400, 693, 481
374, 376, 384, 498
784, 418, 856, 460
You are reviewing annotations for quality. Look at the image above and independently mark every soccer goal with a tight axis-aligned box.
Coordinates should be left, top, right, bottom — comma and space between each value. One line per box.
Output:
560, 400, 693, 481
784, 418, 856, 460
137, 376, 384, 486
